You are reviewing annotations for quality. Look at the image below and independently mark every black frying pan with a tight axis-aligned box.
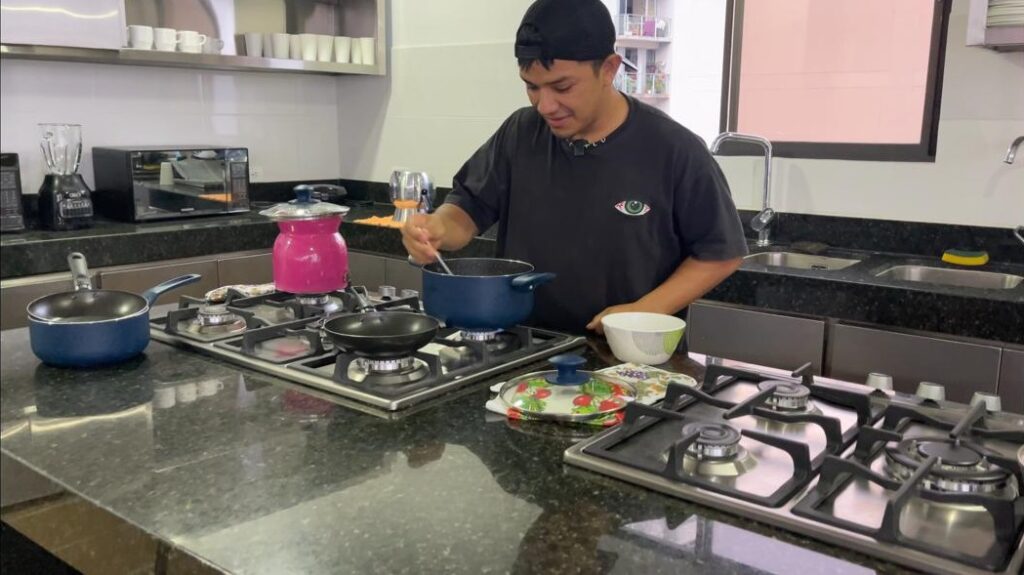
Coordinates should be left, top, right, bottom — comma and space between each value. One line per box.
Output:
323, 311, 440, 358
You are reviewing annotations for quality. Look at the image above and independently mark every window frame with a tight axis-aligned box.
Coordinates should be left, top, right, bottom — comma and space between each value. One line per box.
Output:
718, 0, 953, 162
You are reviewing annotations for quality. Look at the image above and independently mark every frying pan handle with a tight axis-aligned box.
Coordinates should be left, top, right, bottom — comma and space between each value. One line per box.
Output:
67, 252, 93, 291
511, 272, 556, 292
141, 274, 202, 306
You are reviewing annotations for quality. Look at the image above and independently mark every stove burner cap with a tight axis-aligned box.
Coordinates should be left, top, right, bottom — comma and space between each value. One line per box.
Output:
364, 356, 416, 374
681, 422, 742, 459
192, 304, 246, 334
461, 330, 500, 342
296, 294, 330, 306
758, 380, 810, 410
917, 441, 983, 467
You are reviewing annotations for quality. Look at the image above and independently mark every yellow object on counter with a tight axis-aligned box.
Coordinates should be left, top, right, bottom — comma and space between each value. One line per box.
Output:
941, 249, 989, 266
353, 215, 403, 229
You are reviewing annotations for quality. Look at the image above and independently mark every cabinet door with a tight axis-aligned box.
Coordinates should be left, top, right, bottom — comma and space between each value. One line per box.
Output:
99, 260, 219, 305
385, 258, 423, 292
687, 302, 826, 374
347, 252, 387, 289
218, 252, 273, 286
999, 348, 1024, 415
827, 323, 1001, 402
0, 0, 125, 49
0, 273, 94, 331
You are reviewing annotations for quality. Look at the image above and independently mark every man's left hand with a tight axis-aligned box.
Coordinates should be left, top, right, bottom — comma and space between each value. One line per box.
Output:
586, 303, 650, 335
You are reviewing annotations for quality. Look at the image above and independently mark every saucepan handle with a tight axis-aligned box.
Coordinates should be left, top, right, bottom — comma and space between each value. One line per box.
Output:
141, 274, 202, 306
511, 272, 556, 292
67, 252, 93, 291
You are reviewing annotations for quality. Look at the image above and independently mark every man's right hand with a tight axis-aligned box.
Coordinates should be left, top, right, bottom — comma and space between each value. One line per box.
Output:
402, 213, 446, 265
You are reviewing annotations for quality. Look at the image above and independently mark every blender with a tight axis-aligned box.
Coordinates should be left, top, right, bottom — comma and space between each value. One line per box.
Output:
389, 170, 435, 224
38, 123, 93, 230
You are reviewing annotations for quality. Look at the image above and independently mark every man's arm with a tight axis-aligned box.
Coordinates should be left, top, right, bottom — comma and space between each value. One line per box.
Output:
402, 204, 480, 264
585, 256, 742, 333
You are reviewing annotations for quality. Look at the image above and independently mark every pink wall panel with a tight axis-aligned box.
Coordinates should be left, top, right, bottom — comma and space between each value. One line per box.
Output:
736, 0, 935, 144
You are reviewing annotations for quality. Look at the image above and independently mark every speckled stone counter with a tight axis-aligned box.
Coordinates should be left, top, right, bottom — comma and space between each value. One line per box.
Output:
0, 329, 912, 575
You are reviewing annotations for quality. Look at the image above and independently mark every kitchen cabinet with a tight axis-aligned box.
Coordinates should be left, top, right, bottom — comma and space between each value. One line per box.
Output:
999, 347, 1024, 414
217, 252, 273, 286
826, 323, 1001, 402
384, 257, 422, 292
687, 301, 826, 374
348, 251, 387, 289
100, 259, 219, 305
0, 0, 125, 50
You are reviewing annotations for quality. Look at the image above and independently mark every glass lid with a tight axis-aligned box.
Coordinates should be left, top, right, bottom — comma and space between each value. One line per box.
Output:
259, 184, 350, 220
499, 355, 636, 422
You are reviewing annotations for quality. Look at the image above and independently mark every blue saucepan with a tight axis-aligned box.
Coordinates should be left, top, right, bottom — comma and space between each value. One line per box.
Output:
419, 258, 555, 330
26, 252, 201, 367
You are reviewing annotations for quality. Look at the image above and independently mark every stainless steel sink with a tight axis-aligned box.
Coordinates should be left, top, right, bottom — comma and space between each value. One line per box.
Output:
744, 252, 862, 271
874, 265, 1024, 290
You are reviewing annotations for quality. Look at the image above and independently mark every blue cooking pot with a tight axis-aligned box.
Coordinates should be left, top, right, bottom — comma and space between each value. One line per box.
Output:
26, 252, 201, 367
420, 258, 555, 330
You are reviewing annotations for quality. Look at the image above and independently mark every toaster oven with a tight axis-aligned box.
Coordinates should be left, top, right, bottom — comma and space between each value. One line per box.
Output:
92, 146, 250, 221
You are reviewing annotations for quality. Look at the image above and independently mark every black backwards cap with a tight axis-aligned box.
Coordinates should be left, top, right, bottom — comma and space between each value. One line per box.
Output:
514, 0, 616, 63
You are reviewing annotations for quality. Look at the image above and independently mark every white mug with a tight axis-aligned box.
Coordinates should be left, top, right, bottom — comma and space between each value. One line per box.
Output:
350, 37, 362, 65
203, 37, 224, 54
289, 34, 302, 59
154, 27, 176, 51
333, 36, 351, 63
271, 33, 290, 59
177, 30, 207, 50
358, 37, 375, 66
316, 35, 333, 62
127, 25, 153, 50
244, 32, 263, 57
299, 33, 317, 61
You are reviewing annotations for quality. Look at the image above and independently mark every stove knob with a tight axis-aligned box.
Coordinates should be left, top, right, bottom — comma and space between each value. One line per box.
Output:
970, 392, 1002, 413
400, 289, 419, 299
915, 381, 946, 402
864, 372, 893, 391
378, 285, 396, 299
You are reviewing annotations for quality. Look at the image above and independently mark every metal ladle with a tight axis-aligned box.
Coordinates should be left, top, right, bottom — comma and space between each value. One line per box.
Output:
434, 252, 454, 275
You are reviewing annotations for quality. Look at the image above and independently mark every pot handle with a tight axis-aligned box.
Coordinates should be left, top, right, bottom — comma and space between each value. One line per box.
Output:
141, 274, 203, 306
511, 272, 556, 292
67, 252, 93, 291
544, 354, 589, 386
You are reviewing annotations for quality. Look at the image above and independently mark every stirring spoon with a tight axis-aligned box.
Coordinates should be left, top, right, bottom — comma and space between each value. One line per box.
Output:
435, 252, 454, 275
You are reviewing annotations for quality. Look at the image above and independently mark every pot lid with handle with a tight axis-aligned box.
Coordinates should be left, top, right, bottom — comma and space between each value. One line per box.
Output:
259, 184, 350, 221
498, 354, 636, 423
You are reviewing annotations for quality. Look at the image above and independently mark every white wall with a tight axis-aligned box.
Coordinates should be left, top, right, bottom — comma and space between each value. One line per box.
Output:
337, 0, 1023, 228
0, 59, 341, 194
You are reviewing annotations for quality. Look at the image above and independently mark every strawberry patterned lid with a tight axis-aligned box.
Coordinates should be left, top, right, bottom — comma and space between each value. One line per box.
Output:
497, 354, 637, 423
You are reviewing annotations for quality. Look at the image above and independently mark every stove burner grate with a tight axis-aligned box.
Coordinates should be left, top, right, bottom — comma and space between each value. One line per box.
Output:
757, 380, 811, 411
884, 437, 1013, 495
680, 422, 742, 459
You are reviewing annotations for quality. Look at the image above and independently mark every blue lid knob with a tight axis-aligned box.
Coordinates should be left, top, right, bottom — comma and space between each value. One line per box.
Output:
294, 184, 315, 204
545, 354, 589, 385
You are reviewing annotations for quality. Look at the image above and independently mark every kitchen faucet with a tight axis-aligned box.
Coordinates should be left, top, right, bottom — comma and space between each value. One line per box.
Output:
710, 132, 774, 247
1005, 136, 1024, 248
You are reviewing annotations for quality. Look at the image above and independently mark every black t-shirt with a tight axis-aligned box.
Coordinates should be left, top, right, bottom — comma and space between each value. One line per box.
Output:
445, 95, 748, 334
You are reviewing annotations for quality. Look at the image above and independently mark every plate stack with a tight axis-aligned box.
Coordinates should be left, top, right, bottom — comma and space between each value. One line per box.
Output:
988, 0, 1024, 27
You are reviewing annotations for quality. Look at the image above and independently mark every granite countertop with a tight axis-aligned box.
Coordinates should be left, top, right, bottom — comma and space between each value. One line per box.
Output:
0, 328, 913, 575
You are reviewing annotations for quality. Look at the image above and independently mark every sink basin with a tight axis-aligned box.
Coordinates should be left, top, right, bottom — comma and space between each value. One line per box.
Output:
744, 252, 862, 271
875, 265, 1023, 290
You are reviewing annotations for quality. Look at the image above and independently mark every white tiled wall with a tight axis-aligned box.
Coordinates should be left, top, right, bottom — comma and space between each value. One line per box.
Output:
0, 59, 340, 194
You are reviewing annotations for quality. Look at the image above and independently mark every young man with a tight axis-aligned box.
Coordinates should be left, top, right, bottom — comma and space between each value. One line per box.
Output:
402, 0, 747, 335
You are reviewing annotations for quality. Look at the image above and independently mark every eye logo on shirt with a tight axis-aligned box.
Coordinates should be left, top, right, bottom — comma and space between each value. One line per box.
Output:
614, 200, 651, 217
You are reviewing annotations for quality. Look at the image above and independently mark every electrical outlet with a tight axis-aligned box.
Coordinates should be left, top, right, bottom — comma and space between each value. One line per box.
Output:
249, 165, 264, 180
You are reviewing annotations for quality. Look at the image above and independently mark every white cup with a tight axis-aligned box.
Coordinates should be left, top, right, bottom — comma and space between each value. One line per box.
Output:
154, 27, 176, 51
198, 379, 224, 397
271, 33, 290, 59
203, 37, 224, 54
350, 37, 362, 65
127, 25, 153, 50
316, 35, 333, 62
176, 382, 198, 404
177, 30, 206, 53
299, 33, 317, 61
358, 37, 375, 66
333, 36, 352, 63
289, 34, 302, 59
244, 32, 263, 57
159, 162, 173, 185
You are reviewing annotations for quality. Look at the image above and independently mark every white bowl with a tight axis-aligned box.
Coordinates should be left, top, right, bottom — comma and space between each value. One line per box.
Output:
601, 312, 686, 365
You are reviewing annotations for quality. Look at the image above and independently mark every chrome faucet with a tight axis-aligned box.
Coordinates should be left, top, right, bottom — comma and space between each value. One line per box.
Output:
1005, 136, 1024, 248
710, 132, 774, 247
1005, 135, 1024, 164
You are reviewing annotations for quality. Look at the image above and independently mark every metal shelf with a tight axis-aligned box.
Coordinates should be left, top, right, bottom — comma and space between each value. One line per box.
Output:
0, 43, 384, 76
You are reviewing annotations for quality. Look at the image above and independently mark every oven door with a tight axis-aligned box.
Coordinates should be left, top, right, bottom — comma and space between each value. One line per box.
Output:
130, 148, 249, 221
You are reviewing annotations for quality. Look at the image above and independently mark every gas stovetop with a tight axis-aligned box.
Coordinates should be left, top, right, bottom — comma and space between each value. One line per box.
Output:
150, 285, 585, 412
564, 360, 1024, 575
